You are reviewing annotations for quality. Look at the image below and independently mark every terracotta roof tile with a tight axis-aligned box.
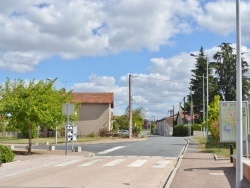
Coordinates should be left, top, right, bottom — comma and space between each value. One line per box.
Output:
71, 92, 114, 108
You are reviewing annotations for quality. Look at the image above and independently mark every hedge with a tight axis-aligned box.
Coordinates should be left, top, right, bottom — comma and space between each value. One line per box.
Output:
172, 124, 192, 137
0, 144, 15, 163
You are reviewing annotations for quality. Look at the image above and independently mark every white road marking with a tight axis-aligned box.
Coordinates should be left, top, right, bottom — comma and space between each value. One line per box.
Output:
128, 160, 147, 167
97, 146, 125, 154
152, 160, 170, 168
78, 159, 104, 167
55, 159, 83, 166
102, 159, 126, 166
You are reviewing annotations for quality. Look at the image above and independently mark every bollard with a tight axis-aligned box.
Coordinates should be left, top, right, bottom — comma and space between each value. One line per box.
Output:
230, 144, 233, 163
75, 146, 81, 152
49, 145, 55, 151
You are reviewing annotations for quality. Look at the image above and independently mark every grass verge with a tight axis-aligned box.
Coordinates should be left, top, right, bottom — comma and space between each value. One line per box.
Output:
194, 135, 235, 158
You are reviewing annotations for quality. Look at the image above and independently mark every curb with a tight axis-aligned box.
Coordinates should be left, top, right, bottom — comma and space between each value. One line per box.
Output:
163, 138, 189, 188
213, 153, 229, 161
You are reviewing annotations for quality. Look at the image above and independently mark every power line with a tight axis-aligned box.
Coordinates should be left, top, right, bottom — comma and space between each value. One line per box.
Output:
132, 75, 189, 84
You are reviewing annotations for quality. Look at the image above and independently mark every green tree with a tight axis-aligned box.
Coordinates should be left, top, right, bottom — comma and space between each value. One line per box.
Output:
114, 115, 129, 130
0, 78, 71, 154
189, 47, 219, 123
207, 95, 220, 141
115, 107, 144, 135
212, 43, 250, 101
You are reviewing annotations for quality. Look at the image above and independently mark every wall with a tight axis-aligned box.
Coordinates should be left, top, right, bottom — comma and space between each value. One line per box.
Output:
156, 119, 170, 136
76, 103, 111, 136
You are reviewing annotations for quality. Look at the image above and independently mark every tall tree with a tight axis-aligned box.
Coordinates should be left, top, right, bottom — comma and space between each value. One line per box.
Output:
212, 43, 250, 101
188, 47, 219, 122
0, 78, 71, 154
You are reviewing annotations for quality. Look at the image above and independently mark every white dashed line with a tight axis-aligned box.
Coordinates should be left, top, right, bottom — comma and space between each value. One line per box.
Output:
128, 160, 147, 167
102, 159, 126, 166
152, 160, 170, 168
97, 146, 125, 154
78, 159, 104, 167
55, 158, 83, 166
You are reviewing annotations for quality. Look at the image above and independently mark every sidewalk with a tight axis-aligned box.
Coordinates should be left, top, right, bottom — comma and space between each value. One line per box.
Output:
167, 136, 250, 188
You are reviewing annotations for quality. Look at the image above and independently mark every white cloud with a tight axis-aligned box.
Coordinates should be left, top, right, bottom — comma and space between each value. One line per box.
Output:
0, 52, 44, 72
1, 0, 250, 72
195, 0, 250, 42
0, 0, 199, 72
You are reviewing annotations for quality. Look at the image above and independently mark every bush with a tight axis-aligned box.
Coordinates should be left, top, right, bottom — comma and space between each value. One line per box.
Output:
132, 126, 142, 137
192, 124, 203, 131
99, 127, 109, 137
172, 124, 190, 137
210, 120, 220, 141
86, 132, 98, 137
0, 145, 15, 163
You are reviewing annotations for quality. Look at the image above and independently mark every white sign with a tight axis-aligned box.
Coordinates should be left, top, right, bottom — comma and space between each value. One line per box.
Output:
219, 101, 248, 142
62, 103, 75, 115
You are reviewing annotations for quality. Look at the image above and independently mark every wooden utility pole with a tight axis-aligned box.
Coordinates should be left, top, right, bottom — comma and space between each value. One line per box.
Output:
129, 74, 132, 139
172, 105, 174, 127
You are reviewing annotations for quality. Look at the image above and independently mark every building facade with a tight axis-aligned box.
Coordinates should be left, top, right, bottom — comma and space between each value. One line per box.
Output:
72, 92, 114, 136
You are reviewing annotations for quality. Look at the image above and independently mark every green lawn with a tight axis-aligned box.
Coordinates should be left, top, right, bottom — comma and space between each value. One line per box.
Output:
194, 135, 235, 158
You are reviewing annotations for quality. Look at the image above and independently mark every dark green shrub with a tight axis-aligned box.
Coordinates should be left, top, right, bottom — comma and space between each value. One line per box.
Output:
151, 123, 156, 134
132, 126, 142, 137
0, 145, 15, 163
172, 124, 190, 137
192, 124, 203, 131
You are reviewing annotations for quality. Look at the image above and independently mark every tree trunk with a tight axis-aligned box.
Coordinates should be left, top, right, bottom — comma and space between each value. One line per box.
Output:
28, 125, 32, 155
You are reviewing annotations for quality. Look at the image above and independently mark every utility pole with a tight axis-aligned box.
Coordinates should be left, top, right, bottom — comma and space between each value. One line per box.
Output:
236, 0, 243, 187
172, 105, 174, 127
129, 74, 132, 139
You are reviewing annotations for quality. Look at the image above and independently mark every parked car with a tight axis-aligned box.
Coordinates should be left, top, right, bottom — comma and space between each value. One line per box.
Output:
117, 130, 129, 135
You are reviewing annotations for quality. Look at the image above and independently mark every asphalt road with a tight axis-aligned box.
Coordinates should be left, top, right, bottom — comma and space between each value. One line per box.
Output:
1, 136, 186, 187
29, 135, 186, 157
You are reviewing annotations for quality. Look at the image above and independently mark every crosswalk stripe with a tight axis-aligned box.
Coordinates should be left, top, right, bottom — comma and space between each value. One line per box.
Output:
55, 159, 83, 166
102, 159, 126, 166
128, 160, 147, 167
54, 158, 172, 169
152, 160, 170, 168
97, 146, 125, 154
78, 159, 104, 167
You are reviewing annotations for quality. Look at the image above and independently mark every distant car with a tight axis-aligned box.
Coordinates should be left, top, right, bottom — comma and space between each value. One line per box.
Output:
117, 130, 129, 135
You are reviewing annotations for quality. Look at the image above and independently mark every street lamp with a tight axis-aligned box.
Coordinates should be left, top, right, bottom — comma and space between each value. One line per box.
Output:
190, 53, 209, 139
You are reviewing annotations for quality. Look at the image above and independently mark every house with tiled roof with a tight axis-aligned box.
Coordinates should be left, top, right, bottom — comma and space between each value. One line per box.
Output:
71, 92, 114, 136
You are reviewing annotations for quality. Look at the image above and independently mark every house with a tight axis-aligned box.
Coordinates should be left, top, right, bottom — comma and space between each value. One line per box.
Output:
71, 92, 114, 136
176, 105, 199, 125
156, 116, 174, 136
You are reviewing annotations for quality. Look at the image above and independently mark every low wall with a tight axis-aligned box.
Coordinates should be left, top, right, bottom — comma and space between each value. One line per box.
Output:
233, 156, 250, 182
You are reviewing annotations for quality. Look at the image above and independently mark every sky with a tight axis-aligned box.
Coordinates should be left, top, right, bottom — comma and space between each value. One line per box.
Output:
0, 0, 250, 120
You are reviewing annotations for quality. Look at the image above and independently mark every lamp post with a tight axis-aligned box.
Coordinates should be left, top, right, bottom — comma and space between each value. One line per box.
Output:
206, 56, 209, 139
190, 53, 209, 139
202, 74, 205, 135
236, 0, 242, 187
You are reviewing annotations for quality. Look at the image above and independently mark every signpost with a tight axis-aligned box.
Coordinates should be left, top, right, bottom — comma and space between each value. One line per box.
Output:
62, 103, 74, 155
219, 101, 248, 143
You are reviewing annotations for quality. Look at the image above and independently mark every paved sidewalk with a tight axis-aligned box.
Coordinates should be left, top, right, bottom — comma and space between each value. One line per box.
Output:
167, 137, 250, 188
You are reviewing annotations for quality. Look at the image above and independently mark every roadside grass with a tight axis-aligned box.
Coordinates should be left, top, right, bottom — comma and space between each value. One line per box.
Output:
0, 136, 122, 145
194, 135, 235, 158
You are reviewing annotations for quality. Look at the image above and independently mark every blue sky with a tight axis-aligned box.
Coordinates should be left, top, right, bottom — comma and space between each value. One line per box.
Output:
0, 0, 250, 120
